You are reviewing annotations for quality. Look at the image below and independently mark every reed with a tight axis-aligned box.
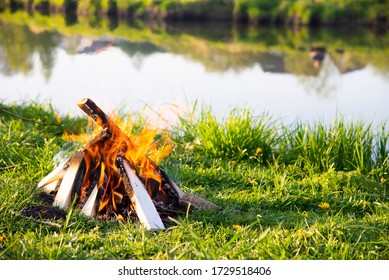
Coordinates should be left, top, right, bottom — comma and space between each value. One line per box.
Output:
278, 118, 388, 172
176, 105, 388, 174
177, 107, 276, 164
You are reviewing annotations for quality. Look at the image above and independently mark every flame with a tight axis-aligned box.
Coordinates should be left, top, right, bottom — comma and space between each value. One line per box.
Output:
55, 113, 61, 123
71, 111, 172, 220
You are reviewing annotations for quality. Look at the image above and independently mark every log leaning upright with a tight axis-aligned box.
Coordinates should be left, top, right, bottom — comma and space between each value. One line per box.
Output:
53, 151, 84, 208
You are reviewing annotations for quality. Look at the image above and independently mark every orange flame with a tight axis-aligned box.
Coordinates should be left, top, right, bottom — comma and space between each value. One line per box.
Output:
71, 111, 172, 219
55, 113, 61, 123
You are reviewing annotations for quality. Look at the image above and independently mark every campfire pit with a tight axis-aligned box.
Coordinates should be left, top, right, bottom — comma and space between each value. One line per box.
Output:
38, 98, 217, 230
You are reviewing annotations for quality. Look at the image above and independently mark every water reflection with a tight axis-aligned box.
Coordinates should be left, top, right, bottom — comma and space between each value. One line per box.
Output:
0, 23, 59, 80
1, 14, 389, 80
0, 11, 388, 125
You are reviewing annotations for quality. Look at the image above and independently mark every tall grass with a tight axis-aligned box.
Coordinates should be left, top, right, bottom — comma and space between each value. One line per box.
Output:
177, 107, 276, 164
176, 106, 389, 175
278, 118, 387, 172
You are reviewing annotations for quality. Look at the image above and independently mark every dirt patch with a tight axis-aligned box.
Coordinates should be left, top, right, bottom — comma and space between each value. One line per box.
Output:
37, 192, 55, 205
21, 205, 66, 220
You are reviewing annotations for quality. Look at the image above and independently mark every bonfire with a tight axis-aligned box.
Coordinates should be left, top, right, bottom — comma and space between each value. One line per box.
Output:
37, 98, 216, 230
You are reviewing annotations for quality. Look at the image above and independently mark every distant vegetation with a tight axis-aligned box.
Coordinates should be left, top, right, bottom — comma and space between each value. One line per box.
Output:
1, 9, 389, 86
1, 0, 388, 26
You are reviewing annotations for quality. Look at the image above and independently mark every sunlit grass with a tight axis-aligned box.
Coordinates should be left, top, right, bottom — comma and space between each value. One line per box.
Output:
175, 106, 388, 174
176, 107, 276, 163
278, 119, 388, 173
0, 101, 388, 259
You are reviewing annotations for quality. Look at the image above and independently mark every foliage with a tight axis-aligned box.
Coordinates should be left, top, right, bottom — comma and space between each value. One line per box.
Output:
0, 101, 387, 259
234, 0, 389, 25
2, 0, 389, 25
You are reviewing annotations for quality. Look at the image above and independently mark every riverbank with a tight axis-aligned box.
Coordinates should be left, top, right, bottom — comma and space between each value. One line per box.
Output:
0, 101, 388, 259
1, 0, 389, 26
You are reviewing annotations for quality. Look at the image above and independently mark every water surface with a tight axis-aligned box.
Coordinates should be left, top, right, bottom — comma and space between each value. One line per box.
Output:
0, 13, 388, 127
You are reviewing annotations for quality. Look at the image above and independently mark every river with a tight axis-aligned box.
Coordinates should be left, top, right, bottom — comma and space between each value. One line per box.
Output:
0, 11, 388, 127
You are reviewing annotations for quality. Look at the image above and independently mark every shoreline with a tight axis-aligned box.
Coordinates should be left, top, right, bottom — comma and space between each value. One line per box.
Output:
1, 0, 388, 27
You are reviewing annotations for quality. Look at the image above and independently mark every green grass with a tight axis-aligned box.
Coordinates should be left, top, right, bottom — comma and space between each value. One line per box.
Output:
0, 101, 388, 259
176, 107, 276, 163
278, 119, 388, 173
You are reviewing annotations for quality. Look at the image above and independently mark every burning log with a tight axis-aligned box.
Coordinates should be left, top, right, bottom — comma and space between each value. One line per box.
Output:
38, 98, 217, 230
80, 185, 99, 217
117, 156, 165, 230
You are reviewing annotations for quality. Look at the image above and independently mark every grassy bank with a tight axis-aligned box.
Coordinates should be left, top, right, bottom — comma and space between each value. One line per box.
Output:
0, 101, 388, 259
1, 0, 389, 26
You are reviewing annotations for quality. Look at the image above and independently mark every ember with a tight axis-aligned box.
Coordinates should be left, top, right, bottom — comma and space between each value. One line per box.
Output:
38, 98, 217, 230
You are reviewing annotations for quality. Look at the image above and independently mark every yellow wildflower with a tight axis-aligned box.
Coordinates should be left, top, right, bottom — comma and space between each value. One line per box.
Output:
318, 202, 330, 210
233, 224, 243, 231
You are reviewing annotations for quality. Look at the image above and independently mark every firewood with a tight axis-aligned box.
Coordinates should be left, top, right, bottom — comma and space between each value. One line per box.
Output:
77, 98, 110, 128
53, 151, 85, 209
159, 168, 185, 198
81, 184, 98, 217
117, 156, 165, 230
38, 128, 109, 192
154, 202, 180, 218
38, 98, 219, 229
78, 98, 218, 212
41, 180, 60, 193
79, 127, 111, 152
37, 158, 69, 190
179, 193, 219, 211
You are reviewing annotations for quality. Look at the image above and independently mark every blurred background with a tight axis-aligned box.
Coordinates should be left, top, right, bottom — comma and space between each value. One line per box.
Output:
0, 0, 388, 126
